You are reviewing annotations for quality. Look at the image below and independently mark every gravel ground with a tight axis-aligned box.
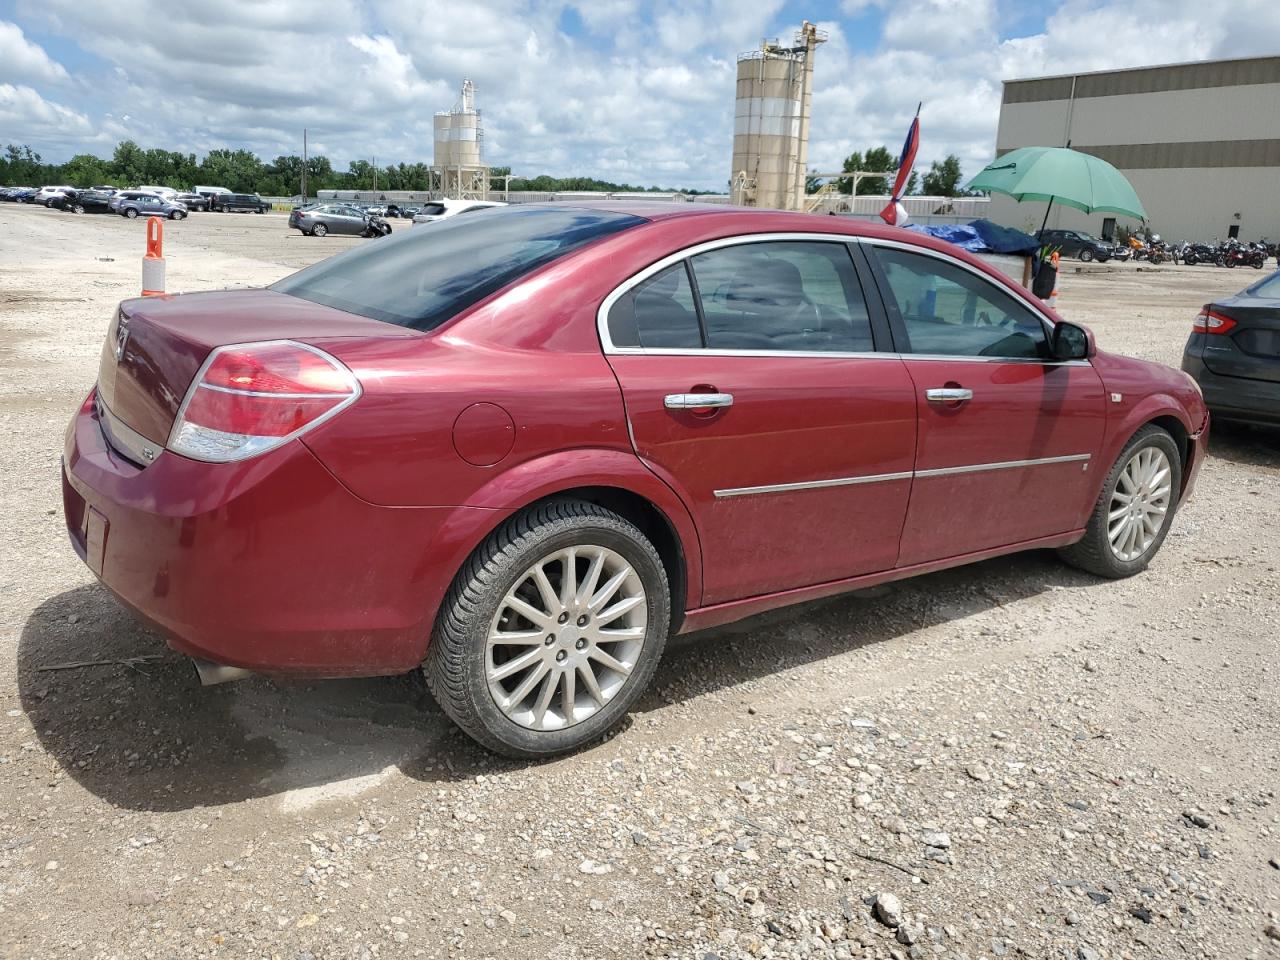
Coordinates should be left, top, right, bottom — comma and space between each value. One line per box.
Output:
1, 204, 1278, 960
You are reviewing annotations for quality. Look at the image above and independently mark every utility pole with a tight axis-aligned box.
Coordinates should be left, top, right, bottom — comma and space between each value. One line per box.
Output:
373, 157, 377, 192
301, 128, 308, 200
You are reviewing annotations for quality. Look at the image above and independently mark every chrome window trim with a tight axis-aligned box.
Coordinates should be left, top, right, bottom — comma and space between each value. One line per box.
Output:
713, 453, 1091, 499
596, 231, 874, 355
596, 231, 1089, 366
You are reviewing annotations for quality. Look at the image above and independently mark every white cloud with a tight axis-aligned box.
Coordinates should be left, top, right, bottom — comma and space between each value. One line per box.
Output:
0, 20, 70, 84
0, 83, 93, 145
4, 0, 1279, 189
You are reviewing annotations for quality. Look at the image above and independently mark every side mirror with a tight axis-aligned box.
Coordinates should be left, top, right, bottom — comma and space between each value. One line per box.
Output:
1051, 321, 1092, 361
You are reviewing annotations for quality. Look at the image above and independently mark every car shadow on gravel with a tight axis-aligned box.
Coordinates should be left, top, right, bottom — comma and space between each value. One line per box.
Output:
1205, 420, 1280, 468
20, 553, 1086, 811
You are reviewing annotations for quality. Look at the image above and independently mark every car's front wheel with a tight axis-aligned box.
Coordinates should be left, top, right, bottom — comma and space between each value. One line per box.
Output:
1058, 424, 1181, 578
1079, 248, 1094, 262
425, 499, 671, 758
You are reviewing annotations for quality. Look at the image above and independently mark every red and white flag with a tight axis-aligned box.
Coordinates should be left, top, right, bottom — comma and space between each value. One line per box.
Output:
879, 105, 921, 226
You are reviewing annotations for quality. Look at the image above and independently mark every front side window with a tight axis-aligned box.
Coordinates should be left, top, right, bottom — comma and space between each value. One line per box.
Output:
607, 263, 702, 349
690, 241, 873, 352
872, 246, 1049, 360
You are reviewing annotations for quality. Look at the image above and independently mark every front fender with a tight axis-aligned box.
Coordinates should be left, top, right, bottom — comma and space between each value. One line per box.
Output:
1088, 392, 1196, 512
462, 447, 705, 608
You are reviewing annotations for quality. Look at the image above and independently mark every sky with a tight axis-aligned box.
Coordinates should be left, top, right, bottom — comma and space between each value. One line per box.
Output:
1, 0, 1278, 191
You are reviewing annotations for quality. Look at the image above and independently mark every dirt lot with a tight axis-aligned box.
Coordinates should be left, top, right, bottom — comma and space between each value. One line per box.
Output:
1, 204, 1278, 960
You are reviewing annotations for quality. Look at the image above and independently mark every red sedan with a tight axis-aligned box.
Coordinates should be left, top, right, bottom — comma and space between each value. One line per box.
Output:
62, 203, 1208, 757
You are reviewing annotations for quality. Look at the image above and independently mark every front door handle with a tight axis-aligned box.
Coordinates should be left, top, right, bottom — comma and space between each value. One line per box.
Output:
664, 392, 734, 410
925, 387, 973, 403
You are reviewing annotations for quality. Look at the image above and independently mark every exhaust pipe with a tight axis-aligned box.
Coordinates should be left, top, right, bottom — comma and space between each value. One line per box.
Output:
191, 657, 253, 686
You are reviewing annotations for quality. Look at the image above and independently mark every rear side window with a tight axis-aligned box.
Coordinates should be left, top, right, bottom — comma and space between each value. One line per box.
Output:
607, 263, 702, 349
692, 241, 873, 352
273, 206, 646, 331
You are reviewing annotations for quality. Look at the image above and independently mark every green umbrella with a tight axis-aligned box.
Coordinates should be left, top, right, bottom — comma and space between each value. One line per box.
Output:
964, 145, 1146, 233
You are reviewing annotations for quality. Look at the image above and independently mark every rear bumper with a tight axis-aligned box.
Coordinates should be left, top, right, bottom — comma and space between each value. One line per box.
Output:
1182, 352, 1280, 426
62, 391, 495, 677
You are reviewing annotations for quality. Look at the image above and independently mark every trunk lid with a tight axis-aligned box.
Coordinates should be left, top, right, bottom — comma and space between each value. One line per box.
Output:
96, 289, 419, 445
1201, 295, 1280, 385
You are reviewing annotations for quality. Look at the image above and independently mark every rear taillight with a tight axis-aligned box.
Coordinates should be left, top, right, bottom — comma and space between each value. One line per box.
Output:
1193, 308, 1236, 335
168, 340, 360, 462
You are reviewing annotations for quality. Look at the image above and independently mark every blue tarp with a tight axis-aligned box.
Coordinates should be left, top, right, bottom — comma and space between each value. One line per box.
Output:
905, 218, 1038, 256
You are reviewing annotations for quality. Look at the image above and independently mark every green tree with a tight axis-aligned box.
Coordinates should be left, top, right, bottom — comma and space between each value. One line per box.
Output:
922, 154, 964, 197
838, 145, 895, 195
62, 153, 111, 186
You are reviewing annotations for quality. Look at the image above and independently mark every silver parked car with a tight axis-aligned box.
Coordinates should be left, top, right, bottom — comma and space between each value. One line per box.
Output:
288, 203, 391, 237
112, 191, 188, 220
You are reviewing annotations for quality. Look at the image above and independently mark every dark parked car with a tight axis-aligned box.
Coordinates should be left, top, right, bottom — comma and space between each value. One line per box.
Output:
1, 186, 36, 201
113, 191, 188, 220
1182, 270, 1280, 425
288, 203, 391, 237
1037, 228, 1113, 263
75, 189, 120, 214
173, 191, 208, 211
211, 192, 269, 213
63, 203, 1207, 757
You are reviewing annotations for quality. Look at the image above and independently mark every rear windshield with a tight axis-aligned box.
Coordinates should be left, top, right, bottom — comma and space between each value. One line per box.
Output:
272, 206, 646, 331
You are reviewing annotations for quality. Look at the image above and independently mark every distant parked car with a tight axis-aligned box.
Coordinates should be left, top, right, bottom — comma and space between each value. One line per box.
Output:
46, 190, 89, 213
411, 198, 507, 225
73, 189, 119, 214
210, 192, 269, 213
115, 191, 188, 220
173, 192, 208, 211
1182, 269, 1280, 426
288, 203, 392, 237
34, 185, 75, 205
5, 187, 38, 203
1036, 228, 1113, 263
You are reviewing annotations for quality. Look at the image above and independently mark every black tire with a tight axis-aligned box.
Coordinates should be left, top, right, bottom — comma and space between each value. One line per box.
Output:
312, 223, 327, 237
1058, 424, 1182, 579
425, 499, 671, 759
1185, 253, 1198, 265
1079, 248, 1094, 262
124, 208, 138, 219
169, 210, 182, 220
72, 204, 84, 215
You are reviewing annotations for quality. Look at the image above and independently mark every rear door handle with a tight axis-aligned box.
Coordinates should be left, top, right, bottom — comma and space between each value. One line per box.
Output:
925, 387, 973, 403
664, 393, 734, 410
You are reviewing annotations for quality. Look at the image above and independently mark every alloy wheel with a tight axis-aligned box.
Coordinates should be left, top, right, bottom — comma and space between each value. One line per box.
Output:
486, 545, 646, 732
1107, 446, 1172, 562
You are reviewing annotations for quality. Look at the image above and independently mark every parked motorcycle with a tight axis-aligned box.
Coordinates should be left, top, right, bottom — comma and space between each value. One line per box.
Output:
1222, 240, 1266, 269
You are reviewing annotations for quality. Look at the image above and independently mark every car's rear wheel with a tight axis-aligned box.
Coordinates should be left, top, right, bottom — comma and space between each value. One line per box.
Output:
1079, 248, 1094, 262
312, 223, 327, 237
124, 208, 138, 219
1058, 424, 1181, 578
425, 499, 670, 758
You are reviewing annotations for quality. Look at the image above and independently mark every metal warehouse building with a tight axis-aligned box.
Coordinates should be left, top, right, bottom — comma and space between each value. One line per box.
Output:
990, 56, 1280, 243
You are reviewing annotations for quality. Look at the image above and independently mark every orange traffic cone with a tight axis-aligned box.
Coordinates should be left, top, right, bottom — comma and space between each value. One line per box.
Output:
142, 217, 165, 296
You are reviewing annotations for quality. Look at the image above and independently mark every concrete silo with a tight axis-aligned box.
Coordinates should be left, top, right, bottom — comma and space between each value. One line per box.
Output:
730, 21, 826, 211
432, 79, 490, 199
